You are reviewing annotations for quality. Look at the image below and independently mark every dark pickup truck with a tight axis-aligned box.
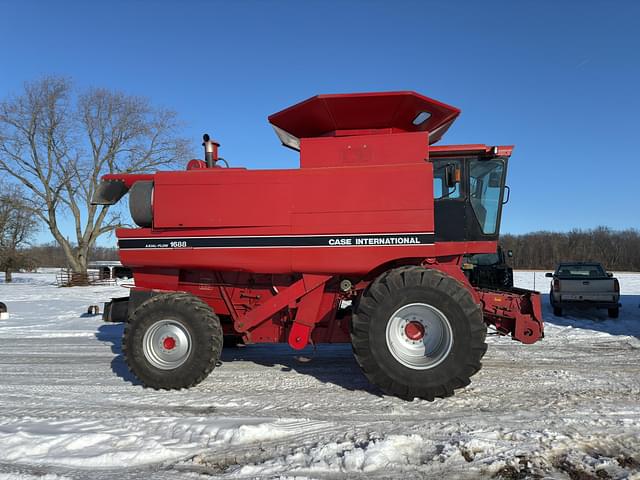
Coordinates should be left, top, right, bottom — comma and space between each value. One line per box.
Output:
546, 262, 620, 318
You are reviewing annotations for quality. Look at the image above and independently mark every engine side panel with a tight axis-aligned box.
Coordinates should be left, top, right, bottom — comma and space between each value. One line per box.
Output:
117, 162, 437, 275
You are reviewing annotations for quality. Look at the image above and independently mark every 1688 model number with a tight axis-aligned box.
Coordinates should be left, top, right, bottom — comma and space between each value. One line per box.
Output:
170, 241, 188, 248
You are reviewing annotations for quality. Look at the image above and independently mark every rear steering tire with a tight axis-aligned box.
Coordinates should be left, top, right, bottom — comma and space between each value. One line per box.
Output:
351, 266, 487, 401
123, 292, 223, 389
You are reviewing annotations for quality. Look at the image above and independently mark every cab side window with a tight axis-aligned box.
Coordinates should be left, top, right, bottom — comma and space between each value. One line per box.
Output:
433, 160, 462, 200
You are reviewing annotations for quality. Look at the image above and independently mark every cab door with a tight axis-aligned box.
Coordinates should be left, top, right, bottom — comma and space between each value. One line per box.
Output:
432, 158, 466, 242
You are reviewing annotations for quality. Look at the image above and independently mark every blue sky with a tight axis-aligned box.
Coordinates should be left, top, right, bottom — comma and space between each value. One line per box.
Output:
1, 0, 639, 245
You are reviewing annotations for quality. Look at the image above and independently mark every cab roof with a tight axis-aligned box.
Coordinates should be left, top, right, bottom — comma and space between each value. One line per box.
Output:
268, 91, 460, 150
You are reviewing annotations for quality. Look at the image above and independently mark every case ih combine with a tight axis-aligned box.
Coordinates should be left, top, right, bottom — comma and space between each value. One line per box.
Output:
93, 91, 543, 401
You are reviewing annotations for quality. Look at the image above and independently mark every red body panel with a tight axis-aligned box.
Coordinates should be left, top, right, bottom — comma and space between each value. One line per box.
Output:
300, 132, 429, 168
120, 158, 436, 275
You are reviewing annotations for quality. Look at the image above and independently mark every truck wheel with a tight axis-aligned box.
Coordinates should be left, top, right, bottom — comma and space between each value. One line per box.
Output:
351, 267, 486, 401
608, 307, 619, 319
553, 306, 563, 317
123, 292, 223, 389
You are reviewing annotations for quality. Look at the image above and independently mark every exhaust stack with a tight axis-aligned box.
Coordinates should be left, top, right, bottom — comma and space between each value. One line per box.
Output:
203, 134, 220, 168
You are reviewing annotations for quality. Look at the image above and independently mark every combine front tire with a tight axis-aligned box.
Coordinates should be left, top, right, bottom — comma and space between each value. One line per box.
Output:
123, 293, 223, 389
351, 267, 486, 401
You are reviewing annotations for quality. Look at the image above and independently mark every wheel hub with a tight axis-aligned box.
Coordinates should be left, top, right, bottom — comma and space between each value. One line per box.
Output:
385, 303, 453, 370
163, 336, 177, 350
404, 321, 425, 341
142, 320, 192, 370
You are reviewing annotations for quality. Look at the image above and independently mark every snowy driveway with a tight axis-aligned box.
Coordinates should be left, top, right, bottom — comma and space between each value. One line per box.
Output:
0, 272, 639, 479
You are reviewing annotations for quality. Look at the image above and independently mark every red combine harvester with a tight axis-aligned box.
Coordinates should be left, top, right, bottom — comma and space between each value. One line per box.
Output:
93, 91, 543, 400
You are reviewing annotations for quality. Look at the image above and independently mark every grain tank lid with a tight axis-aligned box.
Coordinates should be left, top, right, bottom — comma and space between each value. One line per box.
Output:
268, 91, 460, 150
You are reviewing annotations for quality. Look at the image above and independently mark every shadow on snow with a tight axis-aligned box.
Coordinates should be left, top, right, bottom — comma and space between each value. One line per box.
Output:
94, 321, 379, 395
95, 323, 142, 386
221, 342, 382, 397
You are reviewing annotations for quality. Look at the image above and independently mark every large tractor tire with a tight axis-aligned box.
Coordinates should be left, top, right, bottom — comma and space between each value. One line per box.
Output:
351, 266, 487, 401
123, 292, 223, 389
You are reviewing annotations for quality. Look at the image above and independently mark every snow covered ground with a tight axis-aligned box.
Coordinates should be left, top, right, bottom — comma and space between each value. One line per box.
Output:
0, 270, 639, 479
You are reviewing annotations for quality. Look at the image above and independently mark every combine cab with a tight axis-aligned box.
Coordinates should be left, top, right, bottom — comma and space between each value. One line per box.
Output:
94, 91, 543, 400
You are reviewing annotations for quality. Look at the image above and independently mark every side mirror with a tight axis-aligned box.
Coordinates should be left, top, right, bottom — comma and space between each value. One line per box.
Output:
507, 250, 513, 258
545, 272, 553, 278
607, 272, 613, 277
445, 164, 461, 188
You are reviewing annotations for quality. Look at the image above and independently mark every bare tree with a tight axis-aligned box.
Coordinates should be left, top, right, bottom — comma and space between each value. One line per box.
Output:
0, 77, 190, 273
0, 184, 39, 282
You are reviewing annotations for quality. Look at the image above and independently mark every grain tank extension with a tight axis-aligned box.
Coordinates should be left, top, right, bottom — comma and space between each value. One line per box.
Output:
93, 91, 543, 400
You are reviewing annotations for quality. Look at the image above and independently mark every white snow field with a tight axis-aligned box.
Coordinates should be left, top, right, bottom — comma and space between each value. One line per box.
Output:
0, 271, 639, 480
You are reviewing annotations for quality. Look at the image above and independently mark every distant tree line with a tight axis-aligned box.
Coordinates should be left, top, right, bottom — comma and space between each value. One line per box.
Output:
18, 243, 118, 269
501, 227, 640, 271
